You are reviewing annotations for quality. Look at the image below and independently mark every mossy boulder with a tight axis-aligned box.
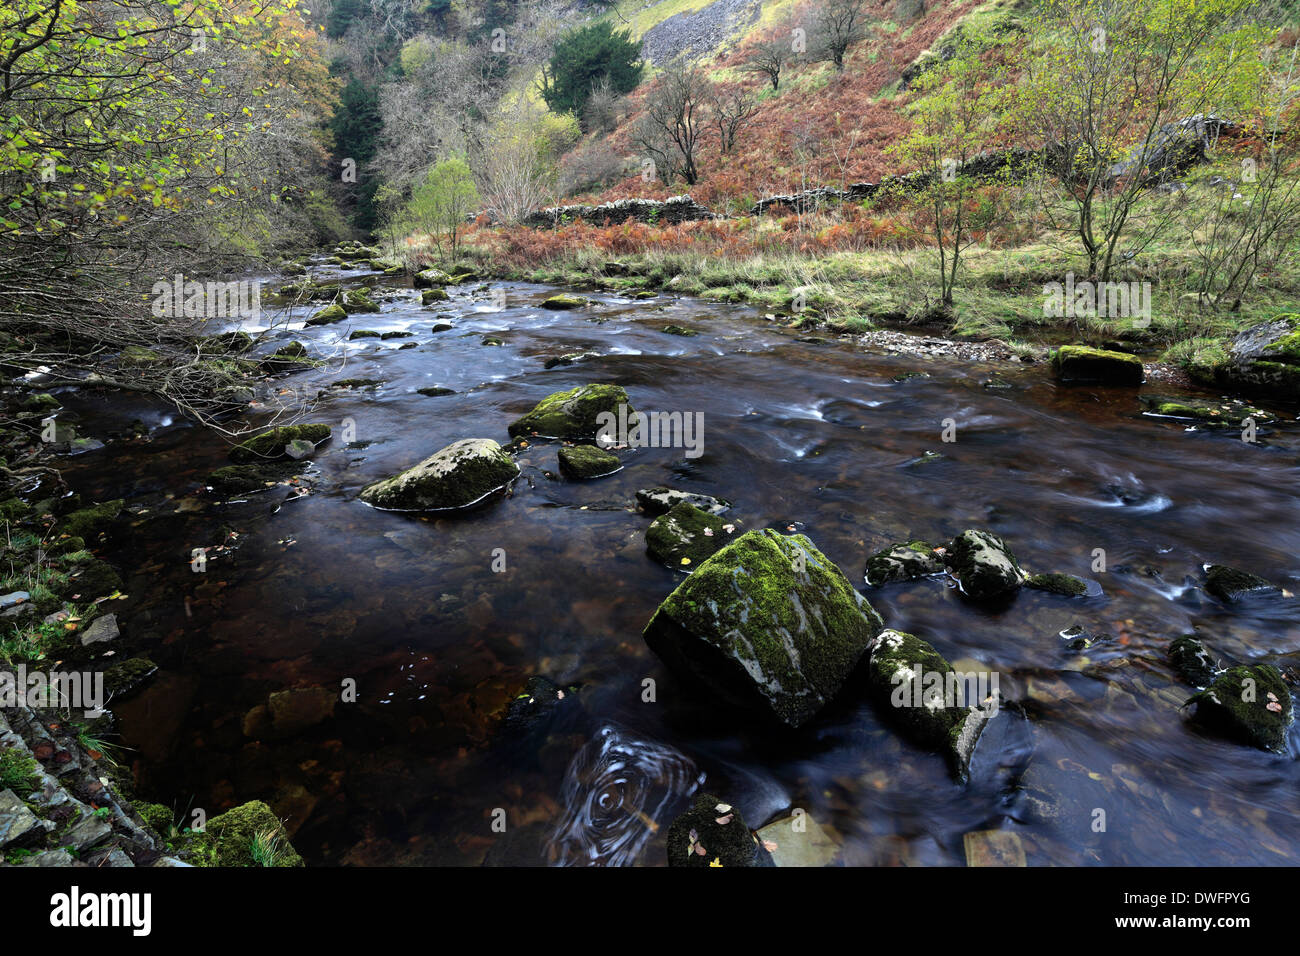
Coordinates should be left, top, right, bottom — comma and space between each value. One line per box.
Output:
1187, 664, 1292, 752
305, 303, 348, 326
1025, 572, 1090, 597
413, 269, 453, 288
1203, 314, 1300, 400
866, 628, 997, 781
557, 445, 621, 480
666, 793, 771, 867
1204, 564, 1280, 603
662, 325, 698, 336
541, 293, 588, 310
1051, 345, 1144, 385
359, 438, 519, 512
635, 487, 731, 517
20, 393, 61, 412
421, 288, 450, 304
133, 801, 174, 836
944, 530, 1027, 601
229, 424, 331, 463
643, 528, 884, 727
1142, 396, 1273, 426
348, 329, 380, 339
481, 335, 504, 346
416, 386, 456, 396
645, 502, 736, 567
102, 657, 158, 698
199, 331, 255, 354
60, 500, 123, 539
507, 384, 635, 441
119, 345, 162, 366
259, 342, 318, 374
1168, 635, 1217, 687
185, 800, 303, 867
864, 540, 944, 585
340, 288, 380, 314
60, 558, 122, 600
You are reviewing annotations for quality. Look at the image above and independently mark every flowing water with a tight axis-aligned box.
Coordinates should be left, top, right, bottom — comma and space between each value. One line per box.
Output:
48, 262, 1300, 866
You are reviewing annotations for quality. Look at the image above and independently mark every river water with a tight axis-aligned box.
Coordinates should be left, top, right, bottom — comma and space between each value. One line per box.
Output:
51, 261, 1300, 866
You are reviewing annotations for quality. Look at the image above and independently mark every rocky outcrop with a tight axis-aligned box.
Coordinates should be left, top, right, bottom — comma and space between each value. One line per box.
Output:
359, 438, 519, 512
522, 195, 715, 228
642, 529, 883, 727
1189, 314, 1300, 402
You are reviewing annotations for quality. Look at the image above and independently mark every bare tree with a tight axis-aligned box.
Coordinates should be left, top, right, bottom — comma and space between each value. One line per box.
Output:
812, 0, 872, 72
712, 85, 759, 154
583, 74, 625, 134
740, 36, 791, 91
634, 63, 713, 186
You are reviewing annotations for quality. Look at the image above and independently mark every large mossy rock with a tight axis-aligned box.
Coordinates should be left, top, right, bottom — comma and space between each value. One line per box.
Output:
944, 530, 1027, 601
1051, 345, 1144, 385
645, 501, 734, 567
305, 302, 348, 326
866, 629, 997, 781
541, 293, 588, 309
184, 801, 303, 867
1193, 314, 1300, 401
340, 287, 380, 313
1188, 664, 1293, 752
60, 499, 123, 539
229, 423, 331, 463
864, 540, 944, 585
413, 268, 453, 288
507, 384, 635, 441
666, 793, 771, 867
643, 529, 884, 727
359, 438, 519, 512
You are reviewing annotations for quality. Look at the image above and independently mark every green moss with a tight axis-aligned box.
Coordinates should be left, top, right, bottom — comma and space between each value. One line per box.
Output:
0, 748, 41, 792
1168, 635, 1217, 687
413, 268, 452, 287
340, 288, 380, 314
120, 345, 161, 366
507, 383, 636, 441
1050, 345, 1144, 385
864, 541, 944, 585
102, 657, 158, 698
349, 329, 380, 339
305, 303, 347, 326
541, 293, 588, 309
229, 424, 331, 463
184, 801, 304, 867
421, 288, 450, 304
208, 461, 302, 494
133, 801, 174, 836
359, 439, 520, 511
60, 500, 123, 539
1188, 664, 1292, 752
1204, 564, 1278, 603
645, 502, 730, 566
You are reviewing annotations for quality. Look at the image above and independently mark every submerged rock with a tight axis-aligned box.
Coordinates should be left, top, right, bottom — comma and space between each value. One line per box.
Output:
557, 445, 621, 480
1025, 572, 1090, 597
359, 438, 519, 512
755, 812, 844, 867
230, 424, 331, 463
645, 502, 735, 567
1051, 345, 1144, 385
643, 529, 883, 727
208, 461, 301, 495
635, 486, 731, 517
1204, 564, 1281, 603
666, 793, 771, 867
944, 530, 1027, 601
1141, 395, 1273, 426
866, 629, 997, 781
1187, 664, 1293, 752
1168, 634, 1217, 687
507, 384, 635, 441
864, 540, 944, 585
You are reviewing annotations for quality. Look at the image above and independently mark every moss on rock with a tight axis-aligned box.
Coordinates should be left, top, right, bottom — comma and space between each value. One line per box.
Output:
645, 502, 733, 567
1051, 345, 1144, 385
643, 529, 883, 727
1025, 572, 1089, 597
359, 438, 519, 512
60, 500, 123, 540
229, 424, 331, 463
185, 800, 303, 867
507, 383, 635, 441
1204, 564, 1279, 603
541, 293, 588, 309
944, 529, 1027, 601
665, 793, 770, 867
305, 303, 347, 326
1168, 635, 1217, 687
1188, 664, 1292, 752
864, 540, 944, 585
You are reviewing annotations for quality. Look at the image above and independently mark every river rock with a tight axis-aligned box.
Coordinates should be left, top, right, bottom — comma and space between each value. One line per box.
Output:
666, 793, 771, 867
413, 268, 453, 288
267, 686, 337, 737
230, 424, 331, 463
1187, 664, 1293, 751
1051, 345, 1144, 385
341, 288, 380, 313
1190, 313, 1300, 400
866, 629, 997, 781
421, 288, 450, 304
305, 302, 347, 325
79, 613, 119, 646
864, 540, 944, 585
635, 487, 731, 517
644, 502, 735, 567
359, 438, 519, 511
557, 445, 621, 479
1025, 572, 1089, 597
0, 789, 48, 848
1168, 634, 1217, 686
755, 812, 844, 867
944, 530, 1027, 601
541, 293, 588, 309
1204, 564, 1281, 603
507, 384, 635, 441
643, 529, 883, 727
